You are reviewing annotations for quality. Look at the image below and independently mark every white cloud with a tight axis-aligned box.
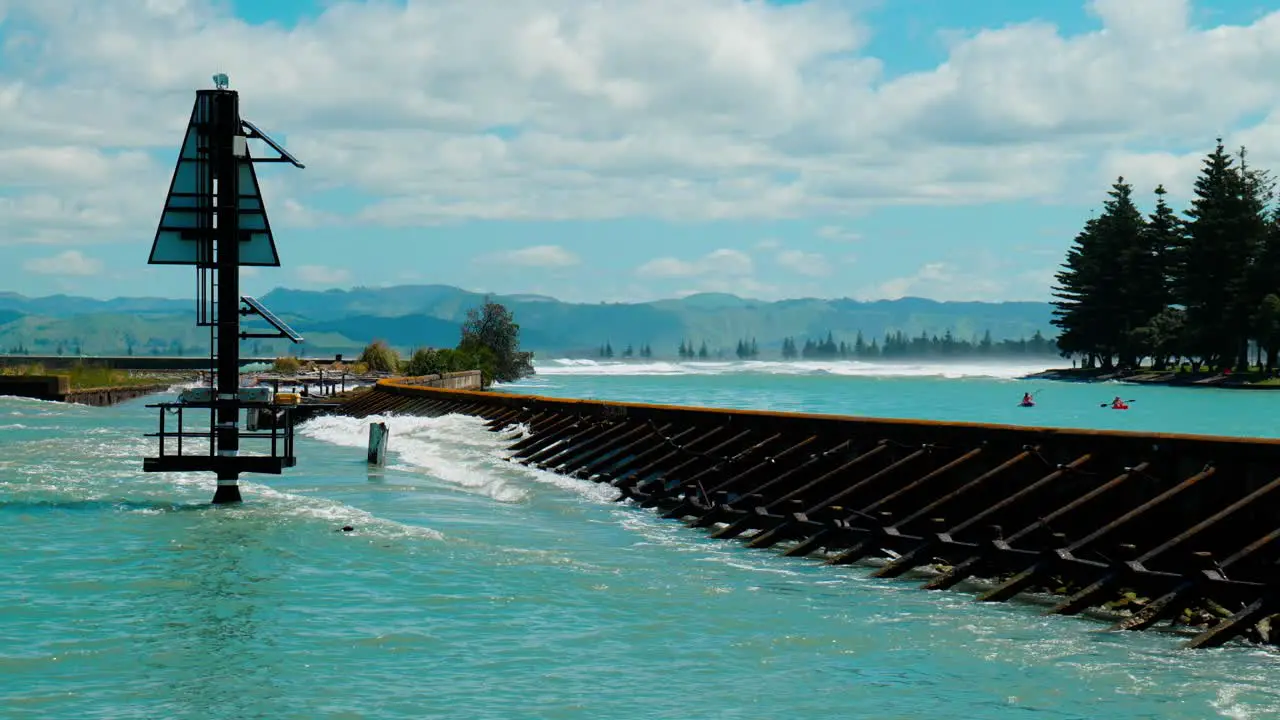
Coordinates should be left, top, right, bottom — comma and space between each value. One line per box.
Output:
869, 262, 1005, 302
776, 249, 831, 277
636, 248, 753, 279
2, 0, 1280, 245
22, 250, 103, 276
816, 225, 861, 242
478, 244, 580, 268
755, 238, 781, 250
295, 264, 351, 285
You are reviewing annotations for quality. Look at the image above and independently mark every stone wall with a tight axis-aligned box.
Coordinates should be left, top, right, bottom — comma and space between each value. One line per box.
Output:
0, 375, 70, 400
0, 375, 171, 406
64, 384, 174, 406
393, 370, 483, 390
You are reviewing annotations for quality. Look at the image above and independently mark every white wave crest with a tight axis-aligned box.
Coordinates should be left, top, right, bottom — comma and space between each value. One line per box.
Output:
299, 413, 617, 505
533, 358, 1047, 380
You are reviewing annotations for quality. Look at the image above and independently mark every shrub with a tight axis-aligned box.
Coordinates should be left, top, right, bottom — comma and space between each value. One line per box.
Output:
358, 340, 400, 373
273, 356, 302, 374
346, 361, 369, 375
403, 347, 448, 377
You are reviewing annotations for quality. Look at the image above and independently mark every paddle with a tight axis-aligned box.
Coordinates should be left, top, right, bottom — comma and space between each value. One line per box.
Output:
1016, 389, 1042, 406
1100, 399, 1135, 408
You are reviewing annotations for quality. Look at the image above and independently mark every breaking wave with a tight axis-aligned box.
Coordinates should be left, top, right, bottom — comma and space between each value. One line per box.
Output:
534, 358, 1048, 380
298, 413, 620, 506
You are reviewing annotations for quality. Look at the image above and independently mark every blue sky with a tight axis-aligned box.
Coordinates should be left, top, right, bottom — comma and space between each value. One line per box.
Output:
2, 0, 1278, 303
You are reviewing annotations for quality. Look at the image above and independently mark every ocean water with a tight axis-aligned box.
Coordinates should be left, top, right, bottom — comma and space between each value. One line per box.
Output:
3, 360, 1280, 720
514, 358, 1280, 437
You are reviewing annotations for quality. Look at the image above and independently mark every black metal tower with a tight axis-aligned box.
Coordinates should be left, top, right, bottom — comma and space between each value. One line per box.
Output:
143, 75, 307, 504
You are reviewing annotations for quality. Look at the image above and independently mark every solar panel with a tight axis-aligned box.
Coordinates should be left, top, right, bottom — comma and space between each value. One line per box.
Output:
241, 295, 303, 343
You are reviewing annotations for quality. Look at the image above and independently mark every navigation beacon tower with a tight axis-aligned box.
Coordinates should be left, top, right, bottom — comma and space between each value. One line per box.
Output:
142, 74, 308, 504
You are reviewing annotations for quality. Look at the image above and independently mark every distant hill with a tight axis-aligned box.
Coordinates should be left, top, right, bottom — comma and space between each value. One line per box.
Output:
0, 292, 189, 316
0, 284, 1057, 357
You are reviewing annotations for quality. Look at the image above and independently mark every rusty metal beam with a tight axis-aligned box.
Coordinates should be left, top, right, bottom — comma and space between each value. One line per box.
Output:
783, 447, 984, 560
1048, 472, 1280, 617
924, 461, 1150, 592
872, 453, 1094, 579
978, 465, 1217, 604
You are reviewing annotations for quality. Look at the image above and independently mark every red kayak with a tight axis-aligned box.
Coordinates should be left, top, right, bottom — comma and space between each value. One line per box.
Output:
1111, 403, 1129, 410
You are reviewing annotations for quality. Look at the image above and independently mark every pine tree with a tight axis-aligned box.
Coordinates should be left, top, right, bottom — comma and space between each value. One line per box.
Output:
697, 340, 708, 359
1053, 207, 1130, 369
781, 337, 797, 359
979, 330, 993, 355
1237, 148, 1277, 369
1179, 141, 1251, 368
1146, 185, 1182, 310
1097, 177, 1149, 366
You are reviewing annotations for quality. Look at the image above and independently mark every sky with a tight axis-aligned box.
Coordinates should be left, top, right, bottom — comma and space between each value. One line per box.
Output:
1, 0, 1278, 304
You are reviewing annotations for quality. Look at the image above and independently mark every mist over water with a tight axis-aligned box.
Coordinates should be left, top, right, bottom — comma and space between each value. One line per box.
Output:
5, 365, 1280, 719
536, 357, 1049, 380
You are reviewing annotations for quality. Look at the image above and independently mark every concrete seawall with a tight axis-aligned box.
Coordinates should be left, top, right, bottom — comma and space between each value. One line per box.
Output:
390, 370, 483, 390
327, 380, 1280, 650
0, 375, 174, 406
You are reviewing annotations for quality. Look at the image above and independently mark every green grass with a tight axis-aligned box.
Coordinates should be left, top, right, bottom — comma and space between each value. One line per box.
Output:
0, 362, 182, 390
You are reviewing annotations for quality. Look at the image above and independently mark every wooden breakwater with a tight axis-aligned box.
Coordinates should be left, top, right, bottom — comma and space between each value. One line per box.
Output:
331, 380, 1280, 649
0, 375, 175, 406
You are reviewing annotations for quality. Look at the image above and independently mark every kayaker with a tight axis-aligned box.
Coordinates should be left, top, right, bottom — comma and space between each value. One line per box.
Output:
1111, 396, 1125, 409
1022, 392, 1034, 405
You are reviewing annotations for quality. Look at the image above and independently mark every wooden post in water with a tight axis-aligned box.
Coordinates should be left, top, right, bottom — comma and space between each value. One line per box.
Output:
368, 422, 389, 466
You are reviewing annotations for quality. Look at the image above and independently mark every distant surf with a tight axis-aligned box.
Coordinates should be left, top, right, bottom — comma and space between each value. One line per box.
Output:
534, 358, 1048, 380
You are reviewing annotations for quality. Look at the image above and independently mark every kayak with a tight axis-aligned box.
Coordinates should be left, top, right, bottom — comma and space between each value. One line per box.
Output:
1019, 401, 1035, 407
1111, 404, 1129, 410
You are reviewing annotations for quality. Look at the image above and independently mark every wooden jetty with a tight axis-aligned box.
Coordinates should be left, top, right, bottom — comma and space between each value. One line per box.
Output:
328, 378, 1280, 650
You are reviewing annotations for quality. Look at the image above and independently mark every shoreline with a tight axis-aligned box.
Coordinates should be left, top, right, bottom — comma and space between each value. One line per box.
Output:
1025, 367, 1280, 390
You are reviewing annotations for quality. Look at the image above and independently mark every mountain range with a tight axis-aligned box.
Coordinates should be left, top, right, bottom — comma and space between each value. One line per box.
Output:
0, 285, 1057, 358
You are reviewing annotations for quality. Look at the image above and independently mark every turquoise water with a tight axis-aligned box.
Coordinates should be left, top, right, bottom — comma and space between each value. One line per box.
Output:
4, 360, 1280, 719
511, 358, 1280, 437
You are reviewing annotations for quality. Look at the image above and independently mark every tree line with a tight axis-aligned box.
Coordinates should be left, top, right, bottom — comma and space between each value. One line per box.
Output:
1053, 139, 1280, 372
596, 342, 654, 358
779, 330, 1056, 359
594, 331, 1058, 360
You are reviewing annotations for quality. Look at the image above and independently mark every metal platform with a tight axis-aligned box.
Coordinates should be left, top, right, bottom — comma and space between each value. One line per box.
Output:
142, 400, 299, 474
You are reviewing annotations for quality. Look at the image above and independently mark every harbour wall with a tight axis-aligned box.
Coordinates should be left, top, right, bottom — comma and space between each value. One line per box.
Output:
387, 370, 483, 391
328, 380, 1280, 650
0, 375, 173, 406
